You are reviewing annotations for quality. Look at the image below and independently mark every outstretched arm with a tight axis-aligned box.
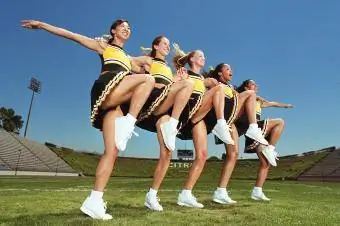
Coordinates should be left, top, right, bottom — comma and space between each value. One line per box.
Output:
21, 20, 104, 54
257, 96, 294, 108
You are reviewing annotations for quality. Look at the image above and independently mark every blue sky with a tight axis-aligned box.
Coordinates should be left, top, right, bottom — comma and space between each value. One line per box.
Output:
1, 0, 339, 159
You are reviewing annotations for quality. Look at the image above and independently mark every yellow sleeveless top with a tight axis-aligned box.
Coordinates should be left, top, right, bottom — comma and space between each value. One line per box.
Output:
101, 44, 131, 72
149, 58, 173, 85
256, 100, 262, 115
224, 84, 235, 99
188, 70, 206, 94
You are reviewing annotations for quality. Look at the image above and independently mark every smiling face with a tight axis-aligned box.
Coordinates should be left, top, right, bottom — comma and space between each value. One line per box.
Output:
111, 21, 131, 41
154, 37, 170, 57
189, 50, 206, 68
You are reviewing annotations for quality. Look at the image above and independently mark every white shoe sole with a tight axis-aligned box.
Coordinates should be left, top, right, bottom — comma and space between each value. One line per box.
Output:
245, 132, 268, 145
80, 206, 112, 220
251, 196, 270, 201
160, 124, 174, 151
144, 202, 163, 211
262, 151, 277, 167
177, 201, 204, 208
212, 129, 234, 145
212, 198, 237, 205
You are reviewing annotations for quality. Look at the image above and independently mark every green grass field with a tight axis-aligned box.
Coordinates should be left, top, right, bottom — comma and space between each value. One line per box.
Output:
0, 176, 339, 225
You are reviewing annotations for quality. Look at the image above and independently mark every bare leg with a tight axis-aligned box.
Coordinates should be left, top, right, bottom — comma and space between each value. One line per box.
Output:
264, 118, 285, 145
234, 90, 257, 123
151, 115, 172, 190
217, 124, 239, 188
255, 149, 270, 187
94, 108, 123, 191
153, 80, 194, 119
183, 121, 208, 190
102, 74, 155, 117
191, 85, 224, 124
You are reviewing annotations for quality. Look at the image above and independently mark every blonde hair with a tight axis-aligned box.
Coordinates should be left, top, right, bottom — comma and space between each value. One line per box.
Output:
172, 43, 197, 70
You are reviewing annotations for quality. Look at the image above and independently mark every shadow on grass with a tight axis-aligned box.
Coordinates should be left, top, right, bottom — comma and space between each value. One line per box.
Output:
1, 204, 150, 225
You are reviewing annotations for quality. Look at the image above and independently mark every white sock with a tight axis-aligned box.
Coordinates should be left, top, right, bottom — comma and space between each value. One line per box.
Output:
217, 119, 226, 126
249, 123, 258, 129
126, 113, 137, 125
253, 187, 262, 194
149, 188, 158, 196
182, 189, 192, 196
90, 190, 103, 200
216, 187, 227, 193
169, 117, 179, 128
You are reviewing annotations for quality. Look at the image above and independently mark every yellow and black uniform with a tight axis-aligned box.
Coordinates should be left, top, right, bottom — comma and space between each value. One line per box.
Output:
234, 98, 269, 153
135, 58, 173, 132
206, 83, 240, 144
90, 44, 132, 130
176, 70, 205, 140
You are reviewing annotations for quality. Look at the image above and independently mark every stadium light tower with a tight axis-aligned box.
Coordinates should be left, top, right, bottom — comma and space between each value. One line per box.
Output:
24, 77, 41, 137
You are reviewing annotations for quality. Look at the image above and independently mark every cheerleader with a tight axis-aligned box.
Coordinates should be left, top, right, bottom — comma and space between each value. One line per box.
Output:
206, 63, 276, 204
22, 19, 154, 220
168, 44, 233, 208
134, 36, 195, 152
236, 79, 293, 201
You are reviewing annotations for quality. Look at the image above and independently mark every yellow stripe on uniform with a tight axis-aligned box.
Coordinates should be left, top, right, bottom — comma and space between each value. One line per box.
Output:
102, 45, 131, 71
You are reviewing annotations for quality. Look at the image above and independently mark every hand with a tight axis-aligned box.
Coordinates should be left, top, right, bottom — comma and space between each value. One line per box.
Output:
205, 78, 219, 87
285, 104, 294, 108
21, 20, 42, 29
175, 67, 188, 81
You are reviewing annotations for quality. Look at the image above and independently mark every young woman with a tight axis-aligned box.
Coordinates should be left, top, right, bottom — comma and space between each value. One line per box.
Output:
22, 19, 154, 220
236, 79, 293, 201
134, 36, 195, 152
206, 63, 277, 204
166, 44, 234, 209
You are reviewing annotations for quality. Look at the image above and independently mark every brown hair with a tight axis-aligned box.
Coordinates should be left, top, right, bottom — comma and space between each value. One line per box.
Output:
108, 19, 129, 44
150, 36, 166, 58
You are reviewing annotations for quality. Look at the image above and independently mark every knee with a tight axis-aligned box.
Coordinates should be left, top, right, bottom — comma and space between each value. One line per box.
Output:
160, 151, 172, 162
228, 149, 239, 161
278, 118, 285, 127
196, 150, 208, 164
184, 79, 195, 90
260, 161, 270, 170
245, 90, 256, 97
103, 149, 118, 160
145, 74, 155, 85
156, 115, 171, 128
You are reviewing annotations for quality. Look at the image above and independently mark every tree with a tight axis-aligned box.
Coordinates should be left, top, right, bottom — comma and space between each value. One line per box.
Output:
0, 107, 24, 134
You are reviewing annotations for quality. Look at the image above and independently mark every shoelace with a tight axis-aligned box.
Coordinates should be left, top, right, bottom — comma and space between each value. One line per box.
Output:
274, 151, 279, 160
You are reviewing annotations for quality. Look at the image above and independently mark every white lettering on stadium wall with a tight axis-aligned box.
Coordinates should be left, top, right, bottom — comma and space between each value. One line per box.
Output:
169, 162, 193, 168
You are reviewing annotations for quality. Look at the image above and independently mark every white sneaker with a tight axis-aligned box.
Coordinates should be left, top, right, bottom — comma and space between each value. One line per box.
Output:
160, 120, 178, 151
245, 125, 268, 145
115, 116, 138, 151
212, 189, 237, 204
177, 192, 204, 208
80, 197, 113, 220
251, 191, 270, 201
144, 192, 163, 211
212, 122, 234, 145
262, 146, 277, 167
274, 151, 279, 160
